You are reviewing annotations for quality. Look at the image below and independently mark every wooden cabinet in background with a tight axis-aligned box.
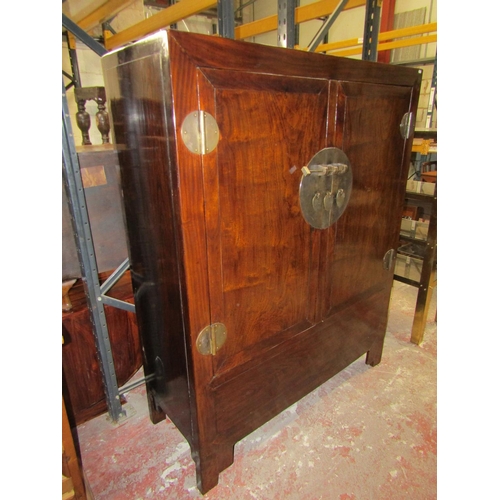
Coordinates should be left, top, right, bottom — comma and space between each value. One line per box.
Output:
62, 272, 141, 425
62, 145, 141, 426
102, 30, 421, 493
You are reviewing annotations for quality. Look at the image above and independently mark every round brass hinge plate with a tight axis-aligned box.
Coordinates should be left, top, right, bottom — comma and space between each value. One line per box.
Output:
196, 323, 227, 356
181, 111, 220, 155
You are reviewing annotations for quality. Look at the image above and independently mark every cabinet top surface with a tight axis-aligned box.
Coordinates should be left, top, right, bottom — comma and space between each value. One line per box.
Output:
103, 29, 421, 88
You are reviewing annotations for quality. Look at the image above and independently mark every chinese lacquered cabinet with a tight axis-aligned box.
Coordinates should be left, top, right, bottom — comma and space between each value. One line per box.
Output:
102, 30, 421, 494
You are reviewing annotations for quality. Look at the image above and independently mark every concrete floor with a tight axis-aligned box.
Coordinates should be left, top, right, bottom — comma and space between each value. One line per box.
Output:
77, 281, 437, 499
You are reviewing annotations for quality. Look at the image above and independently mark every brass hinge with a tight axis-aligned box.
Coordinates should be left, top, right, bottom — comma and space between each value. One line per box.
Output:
383, 248, 396, 271
196, 323, 227, 356
400, 112, 415, 140
181, 110, 220, 155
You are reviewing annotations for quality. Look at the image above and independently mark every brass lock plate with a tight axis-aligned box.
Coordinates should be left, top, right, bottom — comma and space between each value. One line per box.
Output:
299, 147, 352, 229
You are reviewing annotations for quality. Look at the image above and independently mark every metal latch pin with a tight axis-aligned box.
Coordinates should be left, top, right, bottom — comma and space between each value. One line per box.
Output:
302, 163, 348, 176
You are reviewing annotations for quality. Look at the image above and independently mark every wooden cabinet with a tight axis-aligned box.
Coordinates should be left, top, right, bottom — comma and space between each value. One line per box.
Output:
62, 271, 141, 425
102, 30, 421, 494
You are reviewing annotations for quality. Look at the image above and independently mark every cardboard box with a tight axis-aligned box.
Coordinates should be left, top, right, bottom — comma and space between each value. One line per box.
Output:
406, 180, 422, 193
415, 221, 429, 240
421, 182, 436, 195
406, 180, 436, 196
400, 218, 416, 238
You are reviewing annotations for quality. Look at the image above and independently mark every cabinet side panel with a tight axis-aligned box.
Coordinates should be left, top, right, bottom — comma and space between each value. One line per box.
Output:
102, 39, 193, 442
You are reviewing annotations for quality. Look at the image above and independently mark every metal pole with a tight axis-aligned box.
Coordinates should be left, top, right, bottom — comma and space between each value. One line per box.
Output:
100, 258, 136, 313
65, 31, 82, 89
62, 13, 107, 57
62, 80, 125, 423
307, 0, 349, 52
362, 0, 381, 61
218, 0, 235, 38
235, 0, 257, 14
278, 0, 296, 49
425, 54, 437, 129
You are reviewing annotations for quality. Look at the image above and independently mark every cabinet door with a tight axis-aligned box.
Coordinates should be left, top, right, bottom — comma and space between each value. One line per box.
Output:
321, 82, 413, 320
196, 68, 333, 381
192, 75, 413, 387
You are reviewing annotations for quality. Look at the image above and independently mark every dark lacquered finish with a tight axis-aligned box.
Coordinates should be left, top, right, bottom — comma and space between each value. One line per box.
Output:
102, 30, 420, 494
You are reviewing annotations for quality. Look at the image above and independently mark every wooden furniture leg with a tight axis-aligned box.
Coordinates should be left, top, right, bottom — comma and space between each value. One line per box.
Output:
410, 267, 437, 345
62, 397, 88, 500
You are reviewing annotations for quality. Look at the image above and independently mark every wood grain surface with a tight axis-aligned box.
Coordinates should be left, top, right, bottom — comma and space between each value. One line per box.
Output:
101, 29, 421, 494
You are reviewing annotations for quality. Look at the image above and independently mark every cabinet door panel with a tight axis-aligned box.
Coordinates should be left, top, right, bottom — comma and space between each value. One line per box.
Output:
197, 69, 331, 379
324, 82, 413, 315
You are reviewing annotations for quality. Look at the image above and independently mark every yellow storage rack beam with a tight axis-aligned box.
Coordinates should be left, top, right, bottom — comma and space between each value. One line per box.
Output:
105, 0, 217, 50
313, 22, 437, 56
70, 0, 435, 59
89, 0, 367, 50
68, 0, 436, 58
73, 0, 137, 31
235, 0, 365, 40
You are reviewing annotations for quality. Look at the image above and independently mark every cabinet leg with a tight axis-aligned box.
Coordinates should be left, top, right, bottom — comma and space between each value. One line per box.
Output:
192, 448, 220, 494
147, 389, 166, 425
218, 442, 235, 471
366, 335, 384, 367
192, 442, 234, 494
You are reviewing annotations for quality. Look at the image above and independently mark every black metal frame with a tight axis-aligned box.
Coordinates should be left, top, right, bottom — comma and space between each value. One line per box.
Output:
425, 54, 437, 128
64, 31, 81, 91
307, 0, 349, 52
62, 14, 107, 56
278, 0, 296, 48
362, 0, 381, 61
218, 0, 235, 38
